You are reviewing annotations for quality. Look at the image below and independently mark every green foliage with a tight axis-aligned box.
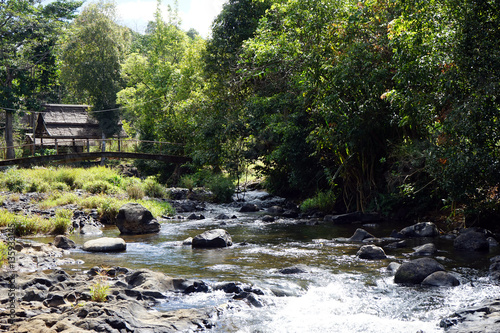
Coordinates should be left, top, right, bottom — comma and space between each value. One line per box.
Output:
90, 274, 109, 302
0, 241, 7, 267
0, 0, 82, 158
83, 180, 118, 195
206, 174, 235, 203
300, 190, 338, 214
143, 176, 166, 198
59, 0, 130, 136
126, 183, 145, 199
52, 209, 73, 235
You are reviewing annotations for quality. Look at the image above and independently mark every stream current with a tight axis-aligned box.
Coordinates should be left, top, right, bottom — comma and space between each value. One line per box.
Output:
36, 191, 500, 332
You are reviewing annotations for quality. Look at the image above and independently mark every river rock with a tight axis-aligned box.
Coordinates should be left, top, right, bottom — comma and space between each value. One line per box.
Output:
115, 203, 160, 235
387, 262, 401, 274
356, 244, 387, 260
399, 222, 439, 238
421, 271, 460, 287
79, 223, 103, 235
394, 258, 445, 284
440, 299, 500, 332
349, 228, 376, 242
192, 229, 233, 248
239, 203, 260, 212
82, 237, 126, 252
53, 235, 76, 249
489, 256, 500, 281
125, 269, 185, 291
454, 230, 489, 252
413, 243, 437, 256
279, 265, 308, 274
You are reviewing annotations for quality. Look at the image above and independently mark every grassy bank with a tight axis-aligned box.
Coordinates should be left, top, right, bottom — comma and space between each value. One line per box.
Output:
0, 166, 175, 237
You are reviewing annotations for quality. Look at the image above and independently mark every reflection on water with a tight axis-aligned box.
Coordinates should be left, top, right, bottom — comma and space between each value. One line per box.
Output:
30, 194, 500, 332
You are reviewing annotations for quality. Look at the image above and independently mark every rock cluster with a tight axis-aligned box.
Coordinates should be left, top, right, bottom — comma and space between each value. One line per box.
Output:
0, 267, 267, 332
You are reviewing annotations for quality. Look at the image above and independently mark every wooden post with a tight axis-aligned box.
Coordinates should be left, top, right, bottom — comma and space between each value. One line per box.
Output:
118, 138, 121, 152
87, 138, 90, 153
55, 139, 59, 154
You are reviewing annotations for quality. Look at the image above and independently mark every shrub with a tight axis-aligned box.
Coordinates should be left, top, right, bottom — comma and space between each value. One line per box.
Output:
84, 180, 116, 195
126, 183, 144, 199
206, 174, 235, 203
97, 198, 121, 223
54, 168, 76, 188
179, 175, 195, 191
3, 172, 25, 192
300, 190, 338, 213
143, 176, 166, 198
138, 199, 175, 217
52, 209, 73, 235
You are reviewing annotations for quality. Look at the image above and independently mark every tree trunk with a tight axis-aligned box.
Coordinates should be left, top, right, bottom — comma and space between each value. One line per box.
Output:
5, 111, 15, 159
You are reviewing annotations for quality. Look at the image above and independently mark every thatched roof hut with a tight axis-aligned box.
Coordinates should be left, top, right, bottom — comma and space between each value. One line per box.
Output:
26, 104, 127, 151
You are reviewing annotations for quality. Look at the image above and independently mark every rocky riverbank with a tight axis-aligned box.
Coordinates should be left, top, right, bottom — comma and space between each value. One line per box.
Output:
2, 189, 500, 332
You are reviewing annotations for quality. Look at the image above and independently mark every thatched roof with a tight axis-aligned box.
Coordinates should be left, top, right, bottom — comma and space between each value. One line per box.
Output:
31, 104, 127, 144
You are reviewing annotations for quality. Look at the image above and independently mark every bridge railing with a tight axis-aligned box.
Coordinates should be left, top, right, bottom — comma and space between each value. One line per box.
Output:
0, 138, 185, 160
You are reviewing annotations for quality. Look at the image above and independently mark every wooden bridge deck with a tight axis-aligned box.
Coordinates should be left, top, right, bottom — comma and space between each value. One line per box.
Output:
0, 151, 191, 167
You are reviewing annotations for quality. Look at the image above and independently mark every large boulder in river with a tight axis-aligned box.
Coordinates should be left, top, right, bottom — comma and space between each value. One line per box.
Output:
192, 229, 232, 248
116, 203, 160, 235
399, 222, 439, 238
82, 237, 126, 252
394, 258, 445, 284
454, 230, 489, 252
356, 244, 387, 260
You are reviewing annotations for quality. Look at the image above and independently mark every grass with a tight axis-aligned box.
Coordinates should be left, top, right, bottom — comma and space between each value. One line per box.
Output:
0, 241, 7, 267
0, 208, 73, 236
0, 166, 175, 235
300, 190, 338, 213
89, 273, 109, 302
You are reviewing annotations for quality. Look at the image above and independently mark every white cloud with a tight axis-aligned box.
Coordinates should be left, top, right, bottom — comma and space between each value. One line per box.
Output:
115, 0, 227, 38
182, 0, 227, 38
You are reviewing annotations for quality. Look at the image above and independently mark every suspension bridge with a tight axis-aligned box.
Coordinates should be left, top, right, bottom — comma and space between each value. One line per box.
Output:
0, 139, 191, 167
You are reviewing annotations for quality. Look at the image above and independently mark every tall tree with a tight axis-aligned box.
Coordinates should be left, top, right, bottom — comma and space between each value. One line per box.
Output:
59, 0, 130, 138
0, 0, 81, 158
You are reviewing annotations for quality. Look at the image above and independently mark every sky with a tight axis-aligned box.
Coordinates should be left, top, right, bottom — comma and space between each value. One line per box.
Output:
42, 0, 228, 38
115, 0, 227, 38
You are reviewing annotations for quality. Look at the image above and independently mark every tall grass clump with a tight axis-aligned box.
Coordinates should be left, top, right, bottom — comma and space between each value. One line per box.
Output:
52, 209, 73, 235
90, 273, 109, 302
143, 176, 166, 198
126, 183, 144, 199
38, 191, 79, 209
11, 214, 52, 236
300, 190, 338, 213
0, 241, 8, 267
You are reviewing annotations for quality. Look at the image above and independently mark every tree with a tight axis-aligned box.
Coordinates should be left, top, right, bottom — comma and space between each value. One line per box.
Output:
117, 0, 205, 179
59, 0, 130, 138
0, 0, 81, 158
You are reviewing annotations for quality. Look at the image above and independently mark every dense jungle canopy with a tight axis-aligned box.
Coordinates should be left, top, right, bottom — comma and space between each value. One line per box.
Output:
1, 0, 499, 225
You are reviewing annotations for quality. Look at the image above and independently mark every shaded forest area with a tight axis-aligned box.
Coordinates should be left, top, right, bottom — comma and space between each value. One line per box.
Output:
1, 0, 500, 227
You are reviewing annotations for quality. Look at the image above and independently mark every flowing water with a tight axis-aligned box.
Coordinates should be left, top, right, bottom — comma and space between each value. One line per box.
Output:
34, 191, 500, 332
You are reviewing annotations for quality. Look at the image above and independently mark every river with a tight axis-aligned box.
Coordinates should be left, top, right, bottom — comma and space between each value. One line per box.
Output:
34, 190, 500, 332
